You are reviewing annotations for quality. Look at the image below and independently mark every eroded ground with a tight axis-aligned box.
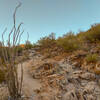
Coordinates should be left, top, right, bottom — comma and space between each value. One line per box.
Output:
0, 49, 100, 100
26, 50, 100, 100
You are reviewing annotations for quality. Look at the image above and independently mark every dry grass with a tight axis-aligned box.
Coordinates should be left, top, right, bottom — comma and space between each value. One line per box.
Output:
85, 54, 99, 63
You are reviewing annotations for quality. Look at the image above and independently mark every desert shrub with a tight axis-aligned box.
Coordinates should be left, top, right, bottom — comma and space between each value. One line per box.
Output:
0, 69, 6, 83
0, 47, 10, 62
85, 54, 99, 63
56, 32, 81, 52
25, 40, 33, 49
17, 46, 23, 54
32, 43, 38, 48
14, 46, 23, 56
82, 24, 100, 43
77, 31, 86, 42
37, 33, 56, 48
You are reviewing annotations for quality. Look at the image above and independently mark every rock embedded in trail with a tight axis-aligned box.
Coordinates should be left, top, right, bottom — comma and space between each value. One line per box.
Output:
32, 62, 59, 79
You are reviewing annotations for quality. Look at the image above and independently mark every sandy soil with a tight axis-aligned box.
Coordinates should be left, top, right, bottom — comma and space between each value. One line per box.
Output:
18, 60, 42, 98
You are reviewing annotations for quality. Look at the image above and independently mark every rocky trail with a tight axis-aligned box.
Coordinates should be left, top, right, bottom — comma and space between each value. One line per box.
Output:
0, 50, 100, 100
18, 60, 42, 99
23, 50, 100, 100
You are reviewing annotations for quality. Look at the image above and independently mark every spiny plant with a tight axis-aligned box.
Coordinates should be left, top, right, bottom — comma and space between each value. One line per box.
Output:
0, 3, 24, 100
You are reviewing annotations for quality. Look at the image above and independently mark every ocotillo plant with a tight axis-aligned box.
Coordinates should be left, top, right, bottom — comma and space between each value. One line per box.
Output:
1, 3, 24, 100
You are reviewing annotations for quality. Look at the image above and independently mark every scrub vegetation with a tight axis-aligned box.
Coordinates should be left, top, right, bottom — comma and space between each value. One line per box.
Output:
33, 23, 100, 74
1, 2, 100, 100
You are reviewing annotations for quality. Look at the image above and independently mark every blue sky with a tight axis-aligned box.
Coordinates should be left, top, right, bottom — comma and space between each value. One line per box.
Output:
0, 0, 100, 43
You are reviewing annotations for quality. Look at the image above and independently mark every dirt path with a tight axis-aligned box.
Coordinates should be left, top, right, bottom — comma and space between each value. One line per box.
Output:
18, 60, 42, 97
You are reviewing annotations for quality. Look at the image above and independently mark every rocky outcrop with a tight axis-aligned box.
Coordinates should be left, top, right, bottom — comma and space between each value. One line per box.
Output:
1, 49, 99, 100
29, 53, 100, 100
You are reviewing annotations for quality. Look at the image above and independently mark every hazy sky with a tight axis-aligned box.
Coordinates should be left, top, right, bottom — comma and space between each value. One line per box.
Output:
0, 0, 100, 43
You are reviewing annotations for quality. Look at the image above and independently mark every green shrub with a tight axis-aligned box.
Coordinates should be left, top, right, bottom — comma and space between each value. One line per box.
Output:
56, 32, 81, 52
15, 46, 23, 55
17, 46, 23, 54
37, 33, 56, 48
31, 24, 100, 52
25, 41, 33, 49
82, 24, 100, 43
85, 54, 99, 63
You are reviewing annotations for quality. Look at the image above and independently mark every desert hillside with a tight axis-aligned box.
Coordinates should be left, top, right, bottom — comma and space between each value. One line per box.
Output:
0, 24, 100, 100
